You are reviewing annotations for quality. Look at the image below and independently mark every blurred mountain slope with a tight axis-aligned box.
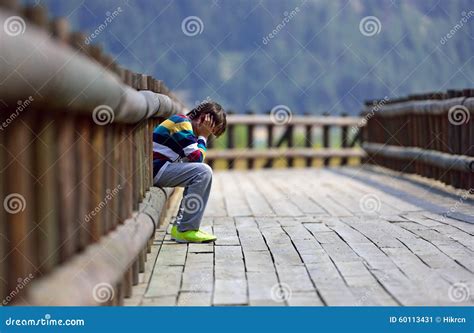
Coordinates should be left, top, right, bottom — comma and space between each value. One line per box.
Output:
36, 0, 474, 114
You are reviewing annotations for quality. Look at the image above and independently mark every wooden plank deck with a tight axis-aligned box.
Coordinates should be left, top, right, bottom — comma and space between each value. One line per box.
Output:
126, 167, 474, 306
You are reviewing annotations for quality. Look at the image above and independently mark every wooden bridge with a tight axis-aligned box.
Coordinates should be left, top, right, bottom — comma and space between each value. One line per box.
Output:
125, 167, 474, 306
0, 2, 473, 307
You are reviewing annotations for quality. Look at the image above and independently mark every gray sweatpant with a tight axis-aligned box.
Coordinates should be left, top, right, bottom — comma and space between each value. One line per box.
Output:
153, 162, 212, 232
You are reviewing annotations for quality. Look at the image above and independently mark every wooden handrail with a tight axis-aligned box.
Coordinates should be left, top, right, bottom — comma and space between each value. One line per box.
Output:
0, 11, 184, 120
0, 3, 184, 306
363, 143, 474, 172
208, 115, 365, 169
361, 97, 469, 117
226, 114, 363, 126
207, 148, 365, 159
362, 89, 473, 190
24, 188, 171, 306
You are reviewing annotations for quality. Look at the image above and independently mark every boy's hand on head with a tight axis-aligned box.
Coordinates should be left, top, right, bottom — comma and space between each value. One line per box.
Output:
195, 114, 215, 139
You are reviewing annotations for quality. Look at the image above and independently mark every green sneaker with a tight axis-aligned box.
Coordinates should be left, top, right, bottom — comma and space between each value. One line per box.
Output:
170, 225, 178, 241
173, 229, 217, 243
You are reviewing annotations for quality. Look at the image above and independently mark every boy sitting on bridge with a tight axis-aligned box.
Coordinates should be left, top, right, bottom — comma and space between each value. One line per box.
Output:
152, 102, 227, 243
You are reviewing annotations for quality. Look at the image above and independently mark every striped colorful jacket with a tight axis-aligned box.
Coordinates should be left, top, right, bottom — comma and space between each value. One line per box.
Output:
152, 114, 207, 178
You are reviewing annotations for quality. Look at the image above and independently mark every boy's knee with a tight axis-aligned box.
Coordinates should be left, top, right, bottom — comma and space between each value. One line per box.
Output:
199, 163, 213, 179
192, 163, 212, 183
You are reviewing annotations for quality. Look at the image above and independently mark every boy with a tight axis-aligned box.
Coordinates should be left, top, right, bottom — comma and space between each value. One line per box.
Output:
152, 101, 227, 243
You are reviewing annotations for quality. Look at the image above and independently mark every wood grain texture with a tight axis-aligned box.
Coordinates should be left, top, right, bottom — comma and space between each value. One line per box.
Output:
137, 167, 474, 306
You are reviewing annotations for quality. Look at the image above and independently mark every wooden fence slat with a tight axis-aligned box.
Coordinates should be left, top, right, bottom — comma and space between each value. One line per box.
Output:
340, 113, 348, 166
90, 125, 105, 242
0, 121, 6, 301
246, 111, 255, 169
34, 115, 59, 273
77, 117, 94, 250
0, 4, 186, 306
322, 115, 330, 166
0, 0, 20, 11
5, 112, 35, 300
266, 121, 274, 168
227, 114, 235, 169
304, 122, 312, 167
57, 115, 79, 261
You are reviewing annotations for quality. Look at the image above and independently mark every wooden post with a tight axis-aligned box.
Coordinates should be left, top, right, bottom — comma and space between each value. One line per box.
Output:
304, 112, 313, 167
322, 112, 330, 166
126, 125, 136, 213
287, 124, 294, 167
50, 18, 70, 44
118, 125, 128, 222
139, 250, 146, 273
207, 134, 214, 169
138, 125, 145, 199
70, 32, 89, 56
23, 5, 48, 29
116, 282, 124, 305
132, 259, 140, 286
90, 125, 105, 242
147, 77, 156, 92
340, 112, 348, 166
57, 114, 78, 261
266, 110, 274, 168
124, 268, 133, 298
5, 112, 35, 299
0, 0, 20, 11
132, 128, 139, 210
103, 121, 113, 233
34, 114, 60, 272
0, 117, 6, 301
246, 110, 255, 169
76, 117, 92, 250
110, 125, 121, 229
227, 111, 235, 169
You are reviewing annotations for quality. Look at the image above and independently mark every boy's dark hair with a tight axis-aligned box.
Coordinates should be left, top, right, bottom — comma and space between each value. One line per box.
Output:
187, 101, 227, 137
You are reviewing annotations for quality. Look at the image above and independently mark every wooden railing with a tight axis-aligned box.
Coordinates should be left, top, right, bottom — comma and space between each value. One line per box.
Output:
207, 113, 366, 169
3, 0, 471, 308
362, 90, 474, 190
0, 2, 185, 305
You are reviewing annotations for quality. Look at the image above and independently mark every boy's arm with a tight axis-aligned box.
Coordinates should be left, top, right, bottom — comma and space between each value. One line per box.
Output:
172, 120, 206, 162
185, 135, 207, 162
